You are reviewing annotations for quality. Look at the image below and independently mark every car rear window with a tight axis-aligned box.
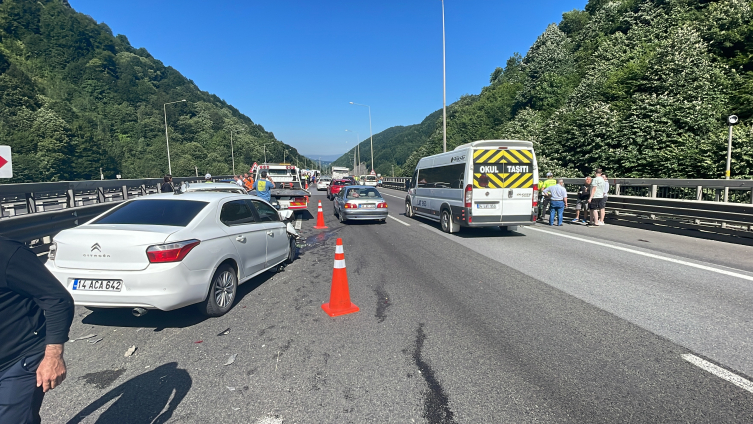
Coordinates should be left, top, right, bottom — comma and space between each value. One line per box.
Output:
92, 200, 209, 226
333, 180, 347, 186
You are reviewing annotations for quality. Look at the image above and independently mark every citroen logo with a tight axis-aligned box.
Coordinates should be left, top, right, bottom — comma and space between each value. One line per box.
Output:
91, 243, 101, 252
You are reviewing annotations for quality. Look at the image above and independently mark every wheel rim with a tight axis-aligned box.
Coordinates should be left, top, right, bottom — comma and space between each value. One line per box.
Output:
442, 212, 449, 231
214, 271, 235, 308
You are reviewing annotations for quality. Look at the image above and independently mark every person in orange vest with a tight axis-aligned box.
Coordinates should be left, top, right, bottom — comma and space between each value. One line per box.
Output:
243, 173, 254, 192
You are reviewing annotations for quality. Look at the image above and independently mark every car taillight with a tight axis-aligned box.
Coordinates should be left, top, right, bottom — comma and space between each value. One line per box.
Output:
344, 202, 356, 209
146, 239, 200, 263
377, 202, 388, 208
464, 184, 473, 208
532, 183, 538, 207
48, 242, 57, 260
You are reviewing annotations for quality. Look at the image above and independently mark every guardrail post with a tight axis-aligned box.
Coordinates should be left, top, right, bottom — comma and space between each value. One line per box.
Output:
121, 185, 128, 201
97, 187, 105, 203
25, 192, 37, 214
696, 186, 703, 201
714, 189, 720, 202
724, 187, 729, 203
650, 185, 657, 198
614, 183, 620, 196
66, 189, 75, 208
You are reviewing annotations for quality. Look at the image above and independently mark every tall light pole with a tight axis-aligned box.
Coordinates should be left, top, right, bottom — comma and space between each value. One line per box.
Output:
230, 130, 236, 175
350, 102, 373, 172
725, 115, 739, 202
345, 129, 360, 174
441, 0, 447, 152
163, 99, 186, 175
262, 144, 267, 163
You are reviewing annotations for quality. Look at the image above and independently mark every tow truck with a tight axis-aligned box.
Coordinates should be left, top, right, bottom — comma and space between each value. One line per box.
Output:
255, 164, 311, 211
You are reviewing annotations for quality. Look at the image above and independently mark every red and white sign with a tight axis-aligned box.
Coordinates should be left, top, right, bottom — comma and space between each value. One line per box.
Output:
370, 170, 376, 175
0, 146, 11, 178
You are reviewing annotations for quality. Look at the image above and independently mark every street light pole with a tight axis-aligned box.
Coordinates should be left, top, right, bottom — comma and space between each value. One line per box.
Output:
441, 0, 447, 153
350, 102, 374, 172
725, 115, 739, 202
163, 99, 186, 175
230, 130, 235, 175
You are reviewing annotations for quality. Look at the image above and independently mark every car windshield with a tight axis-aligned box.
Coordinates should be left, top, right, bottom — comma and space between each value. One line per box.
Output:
346, 188, 381, 199
92, 199, 208, 226
365, 176, 377, 181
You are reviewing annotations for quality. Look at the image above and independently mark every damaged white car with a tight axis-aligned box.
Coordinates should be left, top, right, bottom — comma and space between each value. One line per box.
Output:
45, 192, 300, 317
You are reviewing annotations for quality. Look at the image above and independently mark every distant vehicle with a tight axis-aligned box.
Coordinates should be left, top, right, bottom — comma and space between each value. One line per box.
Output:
332, 166, 350, 180
341, 176, 356, 185
405, 140, 539, 234
327, 179, 349, 200
333, 186, 388, 223
316, 176, 332, 191
45, 192, 299, 317
360, 175, 378, 187
182, 182, 247, 195
254, 164, 310, 211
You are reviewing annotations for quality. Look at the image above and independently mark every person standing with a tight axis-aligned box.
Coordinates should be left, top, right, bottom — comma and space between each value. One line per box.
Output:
0, 237, 74, 423
571, 176, 592, 224
244, 173, 254, 192
587, 169, 606, 226
601, 174, 610, 225
538, 172, 557, 221
253, 170, 276, 203
543, 179, 568, 226
160, 175, 174, 193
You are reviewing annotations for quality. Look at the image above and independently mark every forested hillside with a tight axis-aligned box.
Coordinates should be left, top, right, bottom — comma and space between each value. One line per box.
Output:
339, 0, 753, 179
0, 0, 307, 183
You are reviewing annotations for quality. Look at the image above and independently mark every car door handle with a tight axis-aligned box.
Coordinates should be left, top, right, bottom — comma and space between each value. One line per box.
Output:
236, 236, 246, 242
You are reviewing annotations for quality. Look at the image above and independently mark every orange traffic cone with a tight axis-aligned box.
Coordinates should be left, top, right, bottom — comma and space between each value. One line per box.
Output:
313, 200, 328, 229
321, 238, 359, 317
306, 181, 309, 190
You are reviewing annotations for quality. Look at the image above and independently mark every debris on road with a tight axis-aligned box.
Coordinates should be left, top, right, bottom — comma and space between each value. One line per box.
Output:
194, 341, 203, 344
88, 338, 103, 344
124, 346, 137, 357
224, 354, 237, 366
217, 328, 231, 336
70, 334, 97, 342
226, 386, 236, 391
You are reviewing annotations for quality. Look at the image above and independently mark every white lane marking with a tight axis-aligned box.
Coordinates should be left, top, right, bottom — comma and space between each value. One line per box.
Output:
388, 214, 411, 226
526, 227, 753, 282
682, 354, 753, 394
381, 192, 404, 199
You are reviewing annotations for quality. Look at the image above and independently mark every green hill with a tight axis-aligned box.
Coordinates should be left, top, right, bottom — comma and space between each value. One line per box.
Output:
339, 0, 753, 179
0, 0, 308, 182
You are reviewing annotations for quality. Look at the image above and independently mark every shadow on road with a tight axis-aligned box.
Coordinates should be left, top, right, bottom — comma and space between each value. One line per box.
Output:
82, 272, 274, 330
65, 362, 191, 424
295, 210, 314, 220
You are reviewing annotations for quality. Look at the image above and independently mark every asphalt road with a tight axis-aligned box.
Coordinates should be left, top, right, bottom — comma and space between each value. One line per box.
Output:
41, 188, 753, 423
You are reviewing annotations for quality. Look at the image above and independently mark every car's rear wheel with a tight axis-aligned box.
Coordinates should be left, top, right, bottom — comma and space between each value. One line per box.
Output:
199, 264, 237, 317
441, 209, 458, 233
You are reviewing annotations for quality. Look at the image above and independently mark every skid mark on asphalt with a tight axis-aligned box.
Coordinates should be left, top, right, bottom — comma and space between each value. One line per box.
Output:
374, 287, 391, 323
407, 323, 456, 424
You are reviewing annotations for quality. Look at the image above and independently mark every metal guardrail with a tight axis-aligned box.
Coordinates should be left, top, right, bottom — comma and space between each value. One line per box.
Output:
382, 177, 753, 244
0, 175, 234, 248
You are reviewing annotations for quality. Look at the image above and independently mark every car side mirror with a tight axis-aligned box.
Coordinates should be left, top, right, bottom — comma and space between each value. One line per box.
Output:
278, 209, 294, 221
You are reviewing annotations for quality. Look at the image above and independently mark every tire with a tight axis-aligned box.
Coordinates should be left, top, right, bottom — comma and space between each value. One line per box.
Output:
286, 236, 297, 264
405, 200, 414, 218
198, 264, 237, 317
339, 210, 347, 223
441, 209, 451, 233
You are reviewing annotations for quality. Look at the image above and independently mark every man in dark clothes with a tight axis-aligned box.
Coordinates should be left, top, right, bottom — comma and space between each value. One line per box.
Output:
0, 237, 74, 423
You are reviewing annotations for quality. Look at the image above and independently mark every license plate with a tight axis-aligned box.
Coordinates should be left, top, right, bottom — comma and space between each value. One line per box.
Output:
476, 203, 497, 209
360, 204, 376, 209
72, 279, 122, 292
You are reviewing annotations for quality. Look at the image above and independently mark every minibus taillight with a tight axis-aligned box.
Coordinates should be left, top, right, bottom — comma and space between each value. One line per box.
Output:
464, 184, 473, 208
532, 183, 538, 208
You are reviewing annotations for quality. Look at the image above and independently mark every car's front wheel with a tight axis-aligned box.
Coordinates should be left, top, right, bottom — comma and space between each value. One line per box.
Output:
199, 264, 237, 317
286, 236, 297, 264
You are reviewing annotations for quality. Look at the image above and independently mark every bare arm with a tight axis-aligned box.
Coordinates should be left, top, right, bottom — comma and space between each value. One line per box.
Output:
37, 344, 67, 392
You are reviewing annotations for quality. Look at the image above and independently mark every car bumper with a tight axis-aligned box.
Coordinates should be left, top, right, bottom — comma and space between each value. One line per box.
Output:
341, 209, 388, 220
45, 261, 211, 311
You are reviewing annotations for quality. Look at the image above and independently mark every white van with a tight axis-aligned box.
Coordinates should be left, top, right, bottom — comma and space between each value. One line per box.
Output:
405, 140, 539, 233
360, 175, 378, 187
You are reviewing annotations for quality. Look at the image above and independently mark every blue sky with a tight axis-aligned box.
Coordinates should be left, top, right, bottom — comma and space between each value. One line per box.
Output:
70, 0, 588, 158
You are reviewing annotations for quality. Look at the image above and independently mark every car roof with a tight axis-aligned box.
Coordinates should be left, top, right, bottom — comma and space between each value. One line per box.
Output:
344, 185, 377, 189
132, 192, 263, 203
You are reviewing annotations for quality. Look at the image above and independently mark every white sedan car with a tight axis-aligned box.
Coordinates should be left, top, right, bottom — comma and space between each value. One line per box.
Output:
316, 177, 332, 191
45, 192, 298, 317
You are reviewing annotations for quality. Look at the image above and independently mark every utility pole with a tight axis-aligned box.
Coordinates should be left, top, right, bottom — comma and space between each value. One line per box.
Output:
725, 115, 739, 202
230, 130, 235, 175
441, 0, 447, 153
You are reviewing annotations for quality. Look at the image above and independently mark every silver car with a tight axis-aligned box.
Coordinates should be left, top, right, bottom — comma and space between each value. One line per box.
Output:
333, 185, 388, 223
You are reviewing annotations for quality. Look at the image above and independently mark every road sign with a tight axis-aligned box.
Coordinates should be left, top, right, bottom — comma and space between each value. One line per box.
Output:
370, 170, 376, 175
0, 146, 12, 178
